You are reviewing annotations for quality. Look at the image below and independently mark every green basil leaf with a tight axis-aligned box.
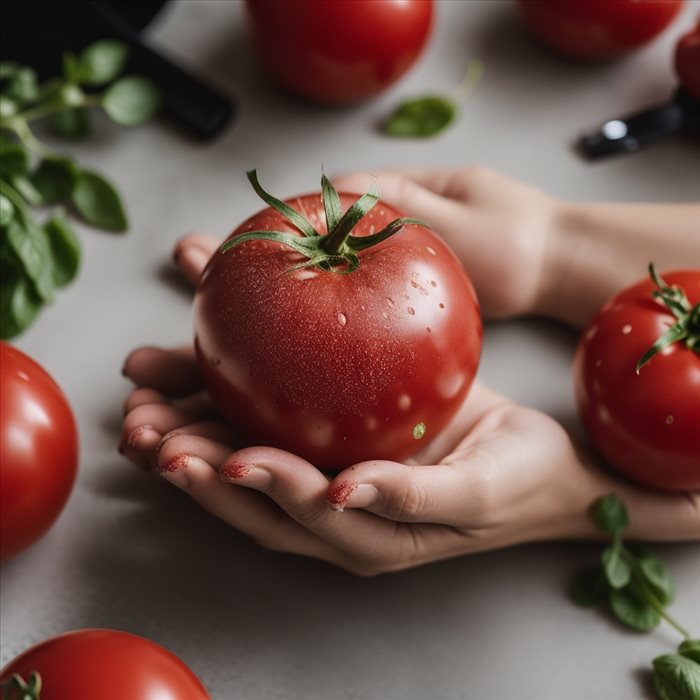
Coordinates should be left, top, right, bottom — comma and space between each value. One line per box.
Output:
602, 544, 631, 589
570, 566, 608, 607
609, 585, 660, 632
50, 107, 91, 139
31, 157, 77, 204
635, 549, 675, 606
0, 193, 13, 226
592, 494, 629, 535
0, 265, 44, 340
4, 67, 39, 105
44, 214, 80, 286
0, 96, 18, 118
6, 218, 54, 301
384, 97, 456, 138
0, 143, 30, 178
0, 61, 19, 81
72, 169, 127, 232
62, 51, 81, 83
102, 76, 161, 126
78, 40, 129, 86
678, 640, 700, 665
9, 175, 43, 205
652, 654, 700, 700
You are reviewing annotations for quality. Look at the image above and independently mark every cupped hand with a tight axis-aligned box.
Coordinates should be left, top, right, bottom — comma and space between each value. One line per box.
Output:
120, 234, 699, 575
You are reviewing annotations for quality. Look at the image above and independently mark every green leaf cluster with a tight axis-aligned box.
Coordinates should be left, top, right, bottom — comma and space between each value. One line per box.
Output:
0, 40, 160, 339
571, 494, 699, 700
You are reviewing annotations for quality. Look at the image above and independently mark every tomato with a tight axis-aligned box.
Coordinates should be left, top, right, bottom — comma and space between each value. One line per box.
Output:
0, 343, 78, 561
675, 19, 700, 100
194, 172, 481, 470
0, 629, 210, 699
574, 269, 700, 492
517, 0, 684, 61
244, 0, 433, 104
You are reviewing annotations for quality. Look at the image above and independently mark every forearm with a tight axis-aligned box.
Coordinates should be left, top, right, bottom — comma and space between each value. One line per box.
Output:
538, 202, 700, 328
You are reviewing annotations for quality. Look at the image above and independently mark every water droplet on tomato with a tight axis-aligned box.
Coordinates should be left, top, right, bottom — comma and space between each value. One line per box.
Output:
337, 313, 347, 326
385, 298, 395, 307
666, 415, 674, 425
407, 307, 415, 316
426, 246, 437, 256
439, 303, 445, 309
430, 280, 437, 288
622, 324, 632, 334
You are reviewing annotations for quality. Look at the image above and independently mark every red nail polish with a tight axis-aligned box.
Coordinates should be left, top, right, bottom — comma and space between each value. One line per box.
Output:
159, 453, 189, 474
327, 480, 358, 511
219, 462, 251, 480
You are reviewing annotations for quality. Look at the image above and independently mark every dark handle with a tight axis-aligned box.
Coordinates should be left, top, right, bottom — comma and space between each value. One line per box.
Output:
86, 1, 234, 140
579, 100, 685, 159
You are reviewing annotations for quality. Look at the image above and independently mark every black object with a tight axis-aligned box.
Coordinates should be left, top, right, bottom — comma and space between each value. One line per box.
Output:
1, 0, 234, 140
579, 88, 700, 159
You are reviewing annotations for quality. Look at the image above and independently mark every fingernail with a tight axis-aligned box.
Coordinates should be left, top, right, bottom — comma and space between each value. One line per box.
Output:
158, 454, 190, 489
126, 425, 157, 449
328, 482, 378, 512
219, 462, 272, 490
121, 363, 128, 377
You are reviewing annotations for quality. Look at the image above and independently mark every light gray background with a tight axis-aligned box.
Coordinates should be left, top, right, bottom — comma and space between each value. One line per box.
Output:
2, 1, 699, 698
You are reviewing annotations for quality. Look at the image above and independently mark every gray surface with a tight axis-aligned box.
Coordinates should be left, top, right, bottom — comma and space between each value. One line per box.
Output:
2, 1, 699, 698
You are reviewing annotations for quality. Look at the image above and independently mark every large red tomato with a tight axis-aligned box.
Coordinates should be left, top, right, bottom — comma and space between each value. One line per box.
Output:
0, 343, 78, 560
676, 18, 700, 100
194, 172, 481, 470
244, 0, 433, 104
574, 268, 700, 492
0, 629, 210, 699
517, 0, 684, 61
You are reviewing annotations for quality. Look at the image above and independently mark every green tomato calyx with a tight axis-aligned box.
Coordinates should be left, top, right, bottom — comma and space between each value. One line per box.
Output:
220, 170, 428, 274
0, 671, 42, 700
635, 263, 700, 374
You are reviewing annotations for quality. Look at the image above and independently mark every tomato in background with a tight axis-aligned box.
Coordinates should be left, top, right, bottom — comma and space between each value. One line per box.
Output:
244, 0, 433, 104
517, 0, 684, 61
0, 343, 78, 560
194, 173, 481, 471
675, 18, 700, 99
0, 629, 211, 699
574, 270, 700, 492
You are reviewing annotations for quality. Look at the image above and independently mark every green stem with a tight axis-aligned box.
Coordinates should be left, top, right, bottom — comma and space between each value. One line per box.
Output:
17, 95, 100, 124
621, 550, 691, 639
5, 119, 56, 158
0, 178, 30, 212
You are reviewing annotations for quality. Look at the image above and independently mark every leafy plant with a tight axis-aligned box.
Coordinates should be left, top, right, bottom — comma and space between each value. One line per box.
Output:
0, 40, 160, 339
383, 60, 483, 138
572, 494, 700, 699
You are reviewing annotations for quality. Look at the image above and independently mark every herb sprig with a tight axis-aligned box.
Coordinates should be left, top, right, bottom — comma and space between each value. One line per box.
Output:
0, 40, 160, 339
572, 494, 700, 700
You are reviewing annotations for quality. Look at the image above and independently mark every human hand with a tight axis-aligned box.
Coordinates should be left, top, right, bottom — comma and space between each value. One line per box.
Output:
333, 166, 560, 321
120, 235, 699, 575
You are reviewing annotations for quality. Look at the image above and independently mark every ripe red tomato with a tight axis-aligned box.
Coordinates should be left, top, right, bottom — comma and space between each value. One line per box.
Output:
0, 629, 210, 699
574, 269, 700, 492
517, 0, 684, 61
676, 19, 700, 100
194, 173, 481, 470
244, 0, 433, 104
0, 343, 78, 560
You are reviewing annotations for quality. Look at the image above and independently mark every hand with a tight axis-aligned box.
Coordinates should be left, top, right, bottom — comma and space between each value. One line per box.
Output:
333, 166, 560, 320
120, 235, 699, 575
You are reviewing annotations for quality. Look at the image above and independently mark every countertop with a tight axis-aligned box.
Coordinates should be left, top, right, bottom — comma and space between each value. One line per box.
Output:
2, 1, 699, 698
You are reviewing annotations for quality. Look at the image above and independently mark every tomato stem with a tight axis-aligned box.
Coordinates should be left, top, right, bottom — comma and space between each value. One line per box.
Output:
635, 263, 700, 373
0, 672, 42, 700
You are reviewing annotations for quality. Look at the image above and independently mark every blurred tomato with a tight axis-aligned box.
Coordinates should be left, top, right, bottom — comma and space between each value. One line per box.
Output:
0, 629, 211, 699
245, 0, 433, 104
675, 19, 700, 99
517, 0, 684, 61
0, 343, 78, 560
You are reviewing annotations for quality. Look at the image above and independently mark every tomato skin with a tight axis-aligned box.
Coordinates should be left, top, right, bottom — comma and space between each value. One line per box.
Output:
0, 629, 210, 699
573, 271, 700, 492
194, 193, 481, 470
245, 0, 433, 104
675, 19, 700, 100
0, 343, 78, 560
517, 0, 684, 61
